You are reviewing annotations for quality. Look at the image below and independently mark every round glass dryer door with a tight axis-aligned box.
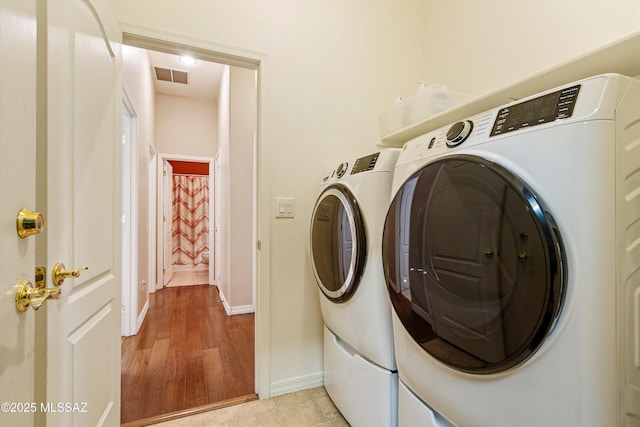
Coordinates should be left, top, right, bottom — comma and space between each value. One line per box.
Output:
311, 185, 366, 302
382, 155, 565, 374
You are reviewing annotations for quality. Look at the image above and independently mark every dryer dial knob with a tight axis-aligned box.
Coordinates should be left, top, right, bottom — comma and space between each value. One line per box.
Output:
446, 120, 474, 147
335, 162, 349, 178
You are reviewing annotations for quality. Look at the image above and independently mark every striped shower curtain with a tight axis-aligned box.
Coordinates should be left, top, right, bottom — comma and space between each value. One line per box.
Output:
172, 175, 209, 265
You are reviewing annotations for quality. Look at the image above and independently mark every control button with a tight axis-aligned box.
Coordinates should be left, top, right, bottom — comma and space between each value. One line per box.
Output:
446, 120, 474, 147
335, 162, 348, 178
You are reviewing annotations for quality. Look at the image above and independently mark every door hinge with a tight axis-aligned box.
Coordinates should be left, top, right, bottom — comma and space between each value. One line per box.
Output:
163, 170, 167, 176
163, 268, 166, 275
257, 240, 262, 251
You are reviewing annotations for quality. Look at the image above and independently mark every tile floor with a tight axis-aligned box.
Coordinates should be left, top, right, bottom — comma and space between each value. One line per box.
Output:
166, 268, 210, 287
152, 387, 350, 427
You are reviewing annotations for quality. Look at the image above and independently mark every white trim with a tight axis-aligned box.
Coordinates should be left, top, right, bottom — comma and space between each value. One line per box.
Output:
121, 24, 270, 399
216, 289, 255, 316
158, 153, 215, 162
158, 159, 171, 289
121, 89, 139, 337
269, 373, 325, 398
218, 289, 230, 315
136, 298, 149, 332
208, 159, 215, 287
218, 288, 256, 316
230, 305, 255, 315
148, 144, 158, 292
252, 131, 258, 324
120, 23, 263, 69
213, 151, 222, 288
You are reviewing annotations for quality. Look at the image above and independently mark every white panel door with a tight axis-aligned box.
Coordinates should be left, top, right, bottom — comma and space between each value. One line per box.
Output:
0, 1, 37, 426
163, 160, 173, 287
43, 0, 121, 425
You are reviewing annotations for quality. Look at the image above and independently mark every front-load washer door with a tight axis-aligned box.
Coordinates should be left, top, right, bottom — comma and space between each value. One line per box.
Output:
311, 184, 366, 303
383, 155, 565, 374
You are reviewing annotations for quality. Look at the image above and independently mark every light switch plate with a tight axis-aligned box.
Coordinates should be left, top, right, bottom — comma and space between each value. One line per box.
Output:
275, 197, 295, 218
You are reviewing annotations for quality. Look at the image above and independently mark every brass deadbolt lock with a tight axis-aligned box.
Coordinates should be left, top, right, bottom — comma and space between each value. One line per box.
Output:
17, 208, 44, 238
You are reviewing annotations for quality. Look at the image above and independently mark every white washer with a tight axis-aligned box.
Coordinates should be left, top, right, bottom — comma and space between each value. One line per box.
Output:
382, 74, 640, 427
310, 148, 400, 427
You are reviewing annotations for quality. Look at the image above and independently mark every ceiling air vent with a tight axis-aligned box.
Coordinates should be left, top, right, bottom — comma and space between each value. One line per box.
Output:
154, 67, 188, 85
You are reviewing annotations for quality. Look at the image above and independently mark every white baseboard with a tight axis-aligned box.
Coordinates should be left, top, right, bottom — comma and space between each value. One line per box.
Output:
218, 290, 231, 315
229, 304, 255, 315
269, 372, 324, 398
217, 287, 255, 316
136, 299, 149, 334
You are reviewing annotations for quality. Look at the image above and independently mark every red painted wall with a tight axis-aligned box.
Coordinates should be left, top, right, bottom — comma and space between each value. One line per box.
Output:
168, 160, 209, 175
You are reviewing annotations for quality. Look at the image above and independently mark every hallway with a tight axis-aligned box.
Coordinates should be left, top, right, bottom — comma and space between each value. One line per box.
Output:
121, 285, 255, 424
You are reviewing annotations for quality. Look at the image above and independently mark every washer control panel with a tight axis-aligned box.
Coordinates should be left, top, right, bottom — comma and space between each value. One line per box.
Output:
335, 162, 349, 178
351, 152, 380, 175
397, 110, 494, 165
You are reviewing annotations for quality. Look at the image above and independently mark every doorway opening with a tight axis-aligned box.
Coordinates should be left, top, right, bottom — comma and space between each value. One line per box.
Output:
158, 155, 214, 289
119, 30, 263, 424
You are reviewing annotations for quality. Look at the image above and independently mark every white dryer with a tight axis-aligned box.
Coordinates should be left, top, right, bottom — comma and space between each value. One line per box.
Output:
311, 148, 400, 427
382, 74, 640, 426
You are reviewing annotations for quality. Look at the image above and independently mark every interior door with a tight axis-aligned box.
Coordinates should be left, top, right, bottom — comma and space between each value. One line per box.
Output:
0, 1, 37, 426
163, 160, 174, 287
41, 0, 122, 425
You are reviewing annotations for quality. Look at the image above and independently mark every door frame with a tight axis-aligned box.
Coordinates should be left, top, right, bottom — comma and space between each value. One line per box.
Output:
121, 24, 269, 399
156, 153, 215, 290
121, 88, 140, 337
160, 159, 173, 288
214, 151, 222, 287
148, 143, 157, 292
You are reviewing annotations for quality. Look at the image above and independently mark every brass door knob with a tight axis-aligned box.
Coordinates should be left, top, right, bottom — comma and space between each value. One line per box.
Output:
15, 279, 61, 312
17, 208, 44, 238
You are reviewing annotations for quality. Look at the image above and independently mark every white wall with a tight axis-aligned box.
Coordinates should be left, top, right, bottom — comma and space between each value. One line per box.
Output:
109, 0, 425, 395
215, 65, 257, 314
122, 45, 155, 322
155, 93, 218, 156
421, 1, 640, 98
228, 67, 257, 310
216, 66, 231, 306
110, 0, 640, 398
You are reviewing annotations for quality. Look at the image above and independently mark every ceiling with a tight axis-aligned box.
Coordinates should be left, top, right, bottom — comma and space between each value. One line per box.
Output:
147, 50, 226, 102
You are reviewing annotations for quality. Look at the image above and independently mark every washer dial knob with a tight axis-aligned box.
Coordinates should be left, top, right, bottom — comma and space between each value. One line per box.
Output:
446, 120, 474, 147
335, 162, 349, 178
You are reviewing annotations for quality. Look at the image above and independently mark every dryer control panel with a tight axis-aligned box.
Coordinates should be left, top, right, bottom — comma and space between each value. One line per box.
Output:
490, 84, 581, 136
